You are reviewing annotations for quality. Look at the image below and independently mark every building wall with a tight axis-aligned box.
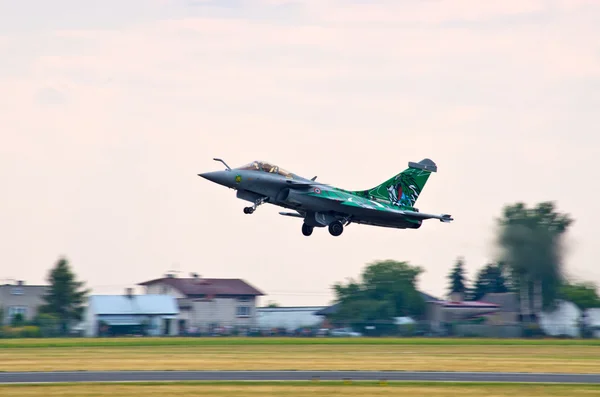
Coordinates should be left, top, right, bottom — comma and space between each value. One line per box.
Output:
0, 284, 48, 323
142, 282, 259, 333
84, 294, 180, 337
426, 303, 444, 332
84, 311, 179, 337
84, 304, 98, 337
257, 307, 325, 330
144, 315, 179, 336
426, 303, 502, 333
187, 297, 257, 332
485, 311, 519, 325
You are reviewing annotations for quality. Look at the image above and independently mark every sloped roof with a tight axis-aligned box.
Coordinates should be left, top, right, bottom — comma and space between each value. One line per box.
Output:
431, 300, 500, 308
420, 291, 441, 302
315, 303, 339, 316
480, 292, 519, 312
89, 294, 179, 315
138, 277, 264, 296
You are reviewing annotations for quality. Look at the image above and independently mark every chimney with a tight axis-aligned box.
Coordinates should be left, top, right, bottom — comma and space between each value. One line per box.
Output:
17, 280, 24, 286
191, 272, 199, 278
125, 287, 134, 298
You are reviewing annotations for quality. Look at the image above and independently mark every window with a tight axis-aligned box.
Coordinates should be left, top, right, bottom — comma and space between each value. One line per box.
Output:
238, 297, 250, 302
236, 306, 250, 317
10, 287, 23, 295
8, 306, 27, 317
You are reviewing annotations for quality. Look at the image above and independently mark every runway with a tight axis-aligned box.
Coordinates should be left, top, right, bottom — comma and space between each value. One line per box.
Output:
1, 371, 599, 384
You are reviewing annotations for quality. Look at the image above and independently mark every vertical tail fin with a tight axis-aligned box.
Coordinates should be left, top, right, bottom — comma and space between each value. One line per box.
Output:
354, 158, 437, 208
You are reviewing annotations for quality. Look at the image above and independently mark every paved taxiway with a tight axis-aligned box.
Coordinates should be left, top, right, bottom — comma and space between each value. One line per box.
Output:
1, 371, 599, 384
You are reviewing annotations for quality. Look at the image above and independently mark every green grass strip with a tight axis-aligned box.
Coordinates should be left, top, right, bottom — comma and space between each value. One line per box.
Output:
1, 381, 600, 388
1, 337, 599, 349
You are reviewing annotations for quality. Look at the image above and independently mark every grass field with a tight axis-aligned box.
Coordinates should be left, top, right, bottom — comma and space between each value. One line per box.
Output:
1, 382, 600, 397
1, 337, 598, 373
2, 337, 600, 348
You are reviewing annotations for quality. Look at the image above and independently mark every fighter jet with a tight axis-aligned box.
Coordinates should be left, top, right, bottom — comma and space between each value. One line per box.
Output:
199, 158, 453, 237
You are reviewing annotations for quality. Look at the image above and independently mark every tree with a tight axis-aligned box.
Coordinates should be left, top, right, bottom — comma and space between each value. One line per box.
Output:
559, 281, 600, 310
447, 257, 468, 298
40, 257, 89, 335
471, 262, 510, 301
496, 201, 573, 317
332, 260, 426, 325
266, 301, 280, 308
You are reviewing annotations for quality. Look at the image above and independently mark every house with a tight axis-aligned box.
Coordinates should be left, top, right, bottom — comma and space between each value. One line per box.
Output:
480, 292, 519, 325
138, 273, 265, 334
257, 306, 326, 331
0, 280, 48, 324
538, 299, 581, 338
583, 308, 600, 338
84, 288, 179, 337
426, 292, 500, 333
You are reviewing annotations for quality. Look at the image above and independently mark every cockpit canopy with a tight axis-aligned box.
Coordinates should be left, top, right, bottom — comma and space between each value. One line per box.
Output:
236, 161, 293, 177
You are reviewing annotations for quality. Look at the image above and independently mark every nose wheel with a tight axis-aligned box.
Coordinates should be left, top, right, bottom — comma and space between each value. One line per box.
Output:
243, 197, 267, 214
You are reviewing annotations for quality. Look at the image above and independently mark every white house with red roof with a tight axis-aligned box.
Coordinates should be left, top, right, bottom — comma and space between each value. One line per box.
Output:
138, 272, 265, 334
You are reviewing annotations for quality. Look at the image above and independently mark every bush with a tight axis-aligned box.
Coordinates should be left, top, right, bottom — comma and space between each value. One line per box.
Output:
0, 326, 42, 338
20, 326, 42, 338
32, 313, 60, 337
397, 323, 416, 336
0, 326, 18, 338
0, 325, 44, 338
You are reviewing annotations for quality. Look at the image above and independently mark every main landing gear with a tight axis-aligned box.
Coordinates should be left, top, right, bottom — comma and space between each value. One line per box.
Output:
301, 223, 313, 236
243, 197, 267, 214
328, 220, 344, 236
301, 220, 347, 237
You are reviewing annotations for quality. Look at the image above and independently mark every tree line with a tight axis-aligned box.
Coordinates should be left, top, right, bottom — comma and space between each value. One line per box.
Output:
2, 201, 599, 337
330, 201, 600, 329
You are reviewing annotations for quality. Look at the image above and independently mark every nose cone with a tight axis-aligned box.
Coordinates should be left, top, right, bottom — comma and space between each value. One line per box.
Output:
198, 170, 232, 187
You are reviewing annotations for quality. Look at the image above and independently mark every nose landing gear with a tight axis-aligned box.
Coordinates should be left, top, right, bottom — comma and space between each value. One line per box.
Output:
243, 197, 268, 214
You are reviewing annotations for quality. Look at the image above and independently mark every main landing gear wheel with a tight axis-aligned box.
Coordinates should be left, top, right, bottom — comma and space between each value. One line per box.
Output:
328, 220, 344, 236
243, 207, 254, 214
301, 223, 313, 236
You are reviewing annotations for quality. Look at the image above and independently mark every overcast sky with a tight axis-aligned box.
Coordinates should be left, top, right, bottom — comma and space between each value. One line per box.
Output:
1, 0, 599, 306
